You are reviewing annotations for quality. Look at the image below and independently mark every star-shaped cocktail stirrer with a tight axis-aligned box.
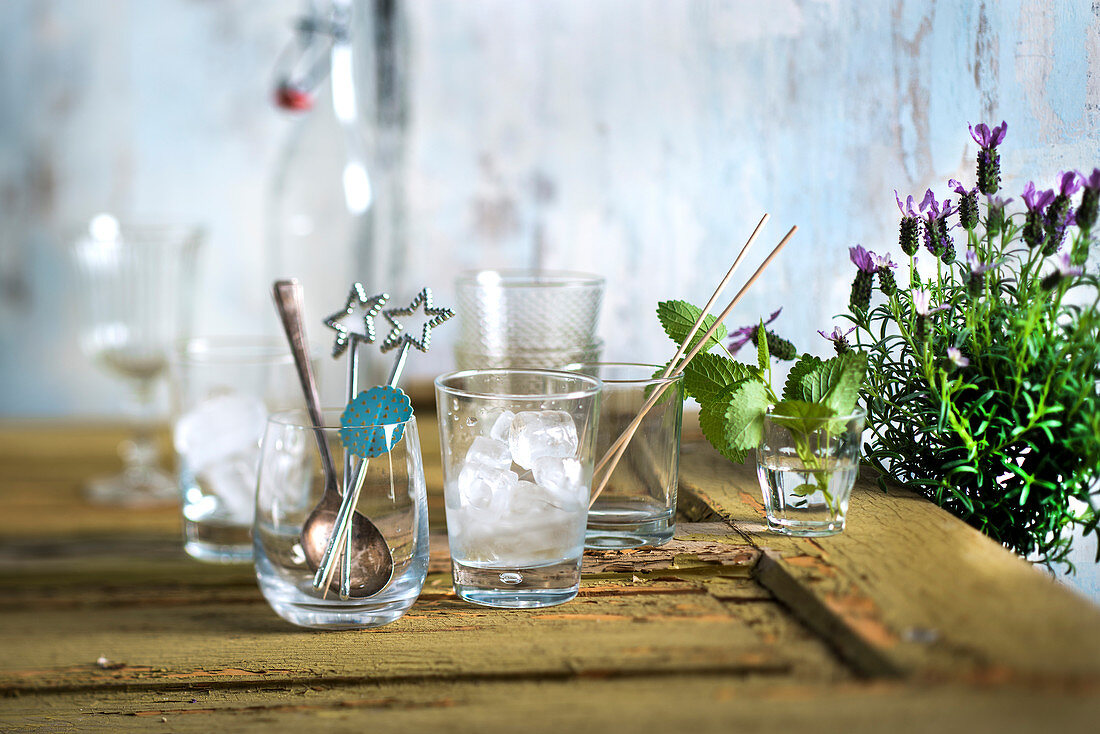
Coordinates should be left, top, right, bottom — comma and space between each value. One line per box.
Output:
323, 284, 388, 358
380, 287, 454, 353
314, 286, 455, 599
323, 283, 388, 503
314, 283, 455, 598
379, 287, 455, 385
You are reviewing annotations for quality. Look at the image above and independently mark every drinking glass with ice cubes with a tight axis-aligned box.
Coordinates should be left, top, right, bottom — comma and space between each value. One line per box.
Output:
435, 369, 602, 608
171, 338, 306, 562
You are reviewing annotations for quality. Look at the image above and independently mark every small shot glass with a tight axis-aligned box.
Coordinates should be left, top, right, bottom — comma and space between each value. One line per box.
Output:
756, 409, 865, 536
435, 369, 601, 608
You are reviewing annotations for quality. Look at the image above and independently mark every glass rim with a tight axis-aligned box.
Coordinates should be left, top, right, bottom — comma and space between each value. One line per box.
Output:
561, 361, 683, 386
434, 368, 602, 401
71, 221, 207, 247
174, 336, 302, 366
455, 268, 605, 290
764, 407, 866, 422
266, 407, 418, 430
453, 338, 605, 356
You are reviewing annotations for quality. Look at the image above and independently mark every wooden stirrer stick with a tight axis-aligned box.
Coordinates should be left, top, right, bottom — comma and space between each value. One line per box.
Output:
588, 225, 797, 508
658, 213, 770, 379
594, 215, 771, 475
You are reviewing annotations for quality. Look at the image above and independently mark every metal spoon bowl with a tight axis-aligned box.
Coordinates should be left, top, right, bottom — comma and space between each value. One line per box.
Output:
273, 280, 393, 597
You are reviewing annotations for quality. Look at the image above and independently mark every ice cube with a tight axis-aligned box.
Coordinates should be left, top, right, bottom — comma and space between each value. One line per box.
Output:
507, 410, 578, 469
174, 393, 267, 475
457, 462, 518, 510
486, 409, 516, 442
532, 456, 586, 509
506, 480, 557, 516
464, 435, 512, 469
197, 446, 260, 523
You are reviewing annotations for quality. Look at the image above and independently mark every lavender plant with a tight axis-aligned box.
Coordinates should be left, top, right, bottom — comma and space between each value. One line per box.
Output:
828, 122, 1100, 568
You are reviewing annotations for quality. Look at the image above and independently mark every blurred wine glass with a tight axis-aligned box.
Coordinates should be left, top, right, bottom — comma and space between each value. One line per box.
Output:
72, 214, 203, 505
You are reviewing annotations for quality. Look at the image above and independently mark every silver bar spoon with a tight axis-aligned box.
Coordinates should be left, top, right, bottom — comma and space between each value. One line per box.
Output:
272, 280, 393, 597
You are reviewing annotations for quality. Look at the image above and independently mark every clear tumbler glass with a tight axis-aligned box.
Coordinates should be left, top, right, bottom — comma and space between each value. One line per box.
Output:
171, 338, 303, 563
454, 270, 605, 369
254, 409, 428, 629
567, 363, 683, 548
756, 409, 865, 536
435, 369, 601, 608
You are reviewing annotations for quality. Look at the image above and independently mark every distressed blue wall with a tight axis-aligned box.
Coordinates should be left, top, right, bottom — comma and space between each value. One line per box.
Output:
0, 1, 1098, 591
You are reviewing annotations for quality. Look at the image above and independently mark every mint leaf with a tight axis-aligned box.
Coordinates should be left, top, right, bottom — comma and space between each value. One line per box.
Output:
782, 354, 824, 402
819, 351, 867, 415
756, 319, 769, 371
769, 400, 837, 433
770, 398, 844, 440
657, 300, 728, 354
786, 351, 867, 415
699, 385, 749, 464
723, 380, 769, 451
681, 352, 752, 404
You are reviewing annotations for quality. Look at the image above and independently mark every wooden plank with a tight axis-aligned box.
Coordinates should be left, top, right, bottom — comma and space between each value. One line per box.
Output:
1, 675, 1096, 733
677, 441, 1100, 682
0, 523, 806, 697
5, 420, 1100, 731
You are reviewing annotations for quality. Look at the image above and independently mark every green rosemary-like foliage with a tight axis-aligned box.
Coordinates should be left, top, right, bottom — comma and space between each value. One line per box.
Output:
833, 125, 1100, 569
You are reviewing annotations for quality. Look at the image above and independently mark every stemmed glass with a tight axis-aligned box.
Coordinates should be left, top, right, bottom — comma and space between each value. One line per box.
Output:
72, 215, 203, 505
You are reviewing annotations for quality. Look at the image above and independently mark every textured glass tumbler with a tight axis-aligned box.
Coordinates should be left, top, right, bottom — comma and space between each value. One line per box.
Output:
171, 338, 302, 563
756, 410, 865, 537
435, 369, 601, 608
568, 363, 683, 549
454, 270, 604, 368
254, 410, 428, 629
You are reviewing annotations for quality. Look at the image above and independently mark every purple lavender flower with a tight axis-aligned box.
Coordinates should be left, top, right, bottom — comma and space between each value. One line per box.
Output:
849, 246, 877, 312
1022, 182, 1055, 249
818, 325, 856, 356
872, 252, 899, 295
912, 290, 950, 317
949, 179, 975, 196
849, 245, 877, 273
919, 190, 956, 262
1056, 171, 1083, 197
1022, 182, 1056, 212
1041, 251, 1084, 290
965, 249, 1003, 275
969, 121, 1008, 149
912, 289, 948, 344
895, 191, 919, 218
950, 179, 980, 230
872, 253, 899, 270
969, 121, 1007, 195
1043, 173, 1082, 254
965, 249, 1003, 295
985, 195, 1012, 236
895, 191, 921, 256
728, 308, 781, 353
1076, 168, 1100, 236
946, 347, 970, 368
1053, 251, 1083, 278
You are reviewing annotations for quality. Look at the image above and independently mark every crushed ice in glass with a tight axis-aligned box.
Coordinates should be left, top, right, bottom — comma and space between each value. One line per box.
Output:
448, 409, 587, 568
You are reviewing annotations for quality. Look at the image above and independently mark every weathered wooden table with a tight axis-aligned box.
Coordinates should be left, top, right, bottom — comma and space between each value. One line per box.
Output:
2, 416, 1099, 732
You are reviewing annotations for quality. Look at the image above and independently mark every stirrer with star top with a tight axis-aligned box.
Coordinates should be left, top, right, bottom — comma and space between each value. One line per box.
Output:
316, 286, 454, 599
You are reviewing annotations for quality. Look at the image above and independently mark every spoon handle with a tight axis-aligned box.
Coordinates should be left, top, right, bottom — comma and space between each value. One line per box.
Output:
272, 280, 337, 486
